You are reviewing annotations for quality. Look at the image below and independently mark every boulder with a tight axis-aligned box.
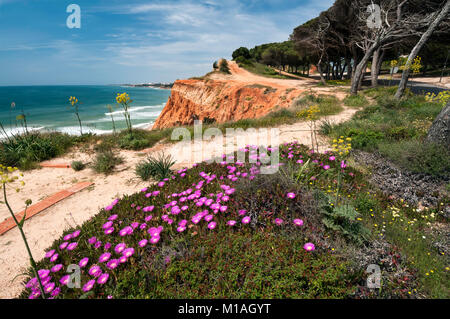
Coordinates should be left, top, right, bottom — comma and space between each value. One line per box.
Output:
426, 100, 450, 149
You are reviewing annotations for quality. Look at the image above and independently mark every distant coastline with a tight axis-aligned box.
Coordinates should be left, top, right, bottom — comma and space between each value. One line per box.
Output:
122, 83, 174, 90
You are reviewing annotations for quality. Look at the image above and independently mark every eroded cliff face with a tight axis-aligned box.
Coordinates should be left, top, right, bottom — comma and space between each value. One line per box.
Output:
152, 77, 304, 129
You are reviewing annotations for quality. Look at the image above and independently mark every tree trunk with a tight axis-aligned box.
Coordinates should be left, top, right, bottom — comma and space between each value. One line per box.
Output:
426, 100, 450, 149
346, 57, 352, 80
317, 62, 326, 85
395, 0, 450, 99
371, 47, 381, 87
351, 44, 378, 95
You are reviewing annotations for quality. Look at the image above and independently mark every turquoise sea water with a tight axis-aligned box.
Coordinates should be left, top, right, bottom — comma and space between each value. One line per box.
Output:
0, 85, 171, 136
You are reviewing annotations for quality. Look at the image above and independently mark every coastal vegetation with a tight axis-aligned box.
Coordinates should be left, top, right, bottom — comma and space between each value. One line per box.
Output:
1, 0, 449, 301
135, 153, 176, 181
325, 87, 450, 179
15, 137, 449, 299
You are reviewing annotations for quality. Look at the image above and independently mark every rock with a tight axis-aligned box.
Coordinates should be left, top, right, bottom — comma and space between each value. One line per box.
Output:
426, 100, 450, 149
152, 77, 304, 129
353, 150, 447, 208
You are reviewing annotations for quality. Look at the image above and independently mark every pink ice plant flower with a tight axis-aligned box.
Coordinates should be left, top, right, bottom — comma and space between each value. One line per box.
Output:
242, 216, 251, 224
99, 252, 111, 263
107, 259, 119, 270
114, 243, 127, 254
104, 227, 114, 235
44, 282, 55, 293
59, 275, 70, 286
71, 230, 81, 238
303, 243, 315, 251
44, 249, 55, 259
82, 279, 95, 292
97, 273, 109, 285
102, 221, 113, 229
293, 219, 304, 226
88, 265, 102, 277
274, 218, 284, 226
286, 192, 296, 199
79, 257, 89, 268
122, 248, 135, 258
51, 264, 63, 273
208, 222, 217, 230
139, 239, 148, 247
227, 220, 237, 226
150, 236, 160, 244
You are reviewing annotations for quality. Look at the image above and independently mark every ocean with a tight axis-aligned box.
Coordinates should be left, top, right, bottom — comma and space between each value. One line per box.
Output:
0, 85, 171, 136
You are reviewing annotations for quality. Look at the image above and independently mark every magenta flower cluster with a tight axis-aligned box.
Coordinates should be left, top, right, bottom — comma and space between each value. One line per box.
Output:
27, 143, 320, 299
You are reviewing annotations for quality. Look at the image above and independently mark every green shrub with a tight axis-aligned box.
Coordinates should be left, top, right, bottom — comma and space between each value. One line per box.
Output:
343, 94, 369, 108
140, 231, 358, 298
235, 56, 253, 66
92, 150, 123, 174
347, 128, 385, 150
318, 194, 371, 245
363, 86, 397, 98
378, 140, 450, 179
353, 193, 380, 215
71, 161, 85, 171
135, 152, 175, 181
387, 126, 416, 140
118, 132, 150, 150
376, 95, 402, 109
0, 132, 75, 170
319, 120, 334, 135
219, 59, 231, 74
294, 94, 343, 116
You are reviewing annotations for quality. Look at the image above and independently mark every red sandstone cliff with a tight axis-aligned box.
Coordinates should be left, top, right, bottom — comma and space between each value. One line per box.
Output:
152, 61, 316, 129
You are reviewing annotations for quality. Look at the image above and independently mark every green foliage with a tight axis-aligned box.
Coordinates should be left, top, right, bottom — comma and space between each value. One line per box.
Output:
0, 132, 76, 170
318, 195, 371, 245
343, 94, 369, 108
294, 94, 343, 117
219, 59, 231, 74
234, 55, 253, 66
326, 88, 443, 161
71, 161, 85, 171
346, 128, 385, 151
118, 133, 150, 150
135, 152, 175, 181
137, 231, 357, 298
91, 150, 123, 174
378, 140, 450, 179
232, 47, 251, 60
239, 61, 292, 79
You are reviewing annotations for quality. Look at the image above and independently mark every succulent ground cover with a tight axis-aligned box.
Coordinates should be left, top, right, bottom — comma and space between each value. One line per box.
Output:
18, 141, 449, 299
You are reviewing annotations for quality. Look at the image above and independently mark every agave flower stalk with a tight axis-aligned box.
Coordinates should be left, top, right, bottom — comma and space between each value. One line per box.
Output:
116, 92, 133, 136
106, 104, 117, 135
69, 96, 83, 135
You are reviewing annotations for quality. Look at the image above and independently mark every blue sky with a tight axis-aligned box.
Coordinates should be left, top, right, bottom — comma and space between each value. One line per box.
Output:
0, 0, 334, 86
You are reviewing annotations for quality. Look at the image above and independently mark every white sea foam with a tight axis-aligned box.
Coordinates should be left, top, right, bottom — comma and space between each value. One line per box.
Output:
104, 104, 164, 116
0, 126, 46, 138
